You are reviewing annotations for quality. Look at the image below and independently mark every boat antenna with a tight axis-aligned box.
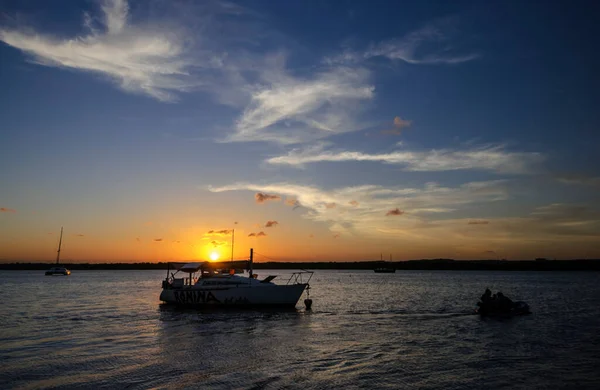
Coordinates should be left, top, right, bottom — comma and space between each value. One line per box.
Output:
249, 248, 253, 282
56, 227, 63, 265
231, 228, 235, 262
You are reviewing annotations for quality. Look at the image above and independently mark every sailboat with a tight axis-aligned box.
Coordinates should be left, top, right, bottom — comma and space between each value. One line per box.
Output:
45, 227, 71, 276
374, 253, 396, 273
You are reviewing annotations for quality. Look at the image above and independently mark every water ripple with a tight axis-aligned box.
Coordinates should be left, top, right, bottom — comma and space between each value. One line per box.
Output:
1, 270, 600, 389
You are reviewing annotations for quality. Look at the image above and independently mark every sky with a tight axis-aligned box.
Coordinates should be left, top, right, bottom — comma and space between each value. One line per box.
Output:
1, 0, 599, 262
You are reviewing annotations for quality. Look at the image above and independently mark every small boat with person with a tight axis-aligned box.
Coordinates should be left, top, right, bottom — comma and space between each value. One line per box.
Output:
45, 227, 70, 276
160, 248, 313, 308
476, 288, 530, 317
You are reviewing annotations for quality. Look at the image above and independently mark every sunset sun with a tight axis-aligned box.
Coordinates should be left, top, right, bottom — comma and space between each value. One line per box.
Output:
210, 251, 220, 261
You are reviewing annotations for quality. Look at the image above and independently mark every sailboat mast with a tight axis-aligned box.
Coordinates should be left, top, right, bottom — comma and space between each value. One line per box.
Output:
56, 227, 63, 265
231, 229, 235, 262
249, 248, 253, 282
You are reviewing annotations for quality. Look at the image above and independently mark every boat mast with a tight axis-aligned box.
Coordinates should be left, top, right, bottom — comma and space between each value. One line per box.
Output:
231, 229, 235, 262
56, 227, 63, 265
249, 248, 253, 284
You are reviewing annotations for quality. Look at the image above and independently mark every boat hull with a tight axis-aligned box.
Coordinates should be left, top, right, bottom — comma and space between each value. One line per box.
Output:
45, 271, 70, 276
160, 284, 308, 308
477, 301, 530, 317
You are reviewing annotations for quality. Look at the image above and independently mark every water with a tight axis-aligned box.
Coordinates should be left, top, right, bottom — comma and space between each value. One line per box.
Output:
1, 270, 599, 389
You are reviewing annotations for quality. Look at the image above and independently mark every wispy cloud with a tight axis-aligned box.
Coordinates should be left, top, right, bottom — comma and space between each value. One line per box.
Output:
209, 180, 509, 236
225, 55, 374, 144
325, 20, 479, 66
285, 198, 301, 209
1, 2, 480, 148
255, 192, 281, 203
266, 144, 543, 174
365, 25, 480, 65
386, 208, 404, 216
265, 220, 278, 227
211, 240, 227, 247
154, 238, 163, 242
205, 229, 233, 236
248, 231, 267, 237
382, 116, 412, 135
0, 207, 16, 213
555, 174, 600, 187
468, 220, 489, 225
434, 204, 600, 248
0, 0, 199, 102
349, 200, 359, 207
74, 234, 85, 237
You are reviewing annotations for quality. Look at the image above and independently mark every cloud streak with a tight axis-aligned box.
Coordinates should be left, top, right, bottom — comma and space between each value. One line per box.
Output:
555, 174, 600, 187
468, 220, 489, 225
326, 20, 479, 66
1, 2, 480, 147
209, 180, 509, 236
0, 0, 201, 102
1, 207, 16, 213
267, 144, 543, 174
225, 55, 374, 144
386, 208, 404, 216
248, 231, 267, 237
382, 116, 412, 135
255, 192, 281, 203
205, 229, 233, 236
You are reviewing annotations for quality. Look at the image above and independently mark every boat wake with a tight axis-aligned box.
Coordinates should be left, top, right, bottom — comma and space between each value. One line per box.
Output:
335, 309, 477, 319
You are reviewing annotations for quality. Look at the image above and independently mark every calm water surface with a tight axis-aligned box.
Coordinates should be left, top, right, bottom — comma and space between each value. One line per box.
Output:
1, 270, 600, 389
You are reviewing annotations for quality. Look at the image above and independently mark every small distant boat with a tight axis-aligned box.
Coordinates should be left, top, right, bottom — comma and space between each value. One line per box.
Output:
160, 248, 312, 308
45, 266, 71, 276
374, 267, 395, 273
374, 254, 396, 273
45, 227, 70, 276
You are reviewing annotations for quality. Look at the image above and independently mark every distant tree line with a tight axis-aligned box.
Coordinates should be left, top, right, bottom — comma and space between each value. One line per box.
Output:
1, 259, 599, 271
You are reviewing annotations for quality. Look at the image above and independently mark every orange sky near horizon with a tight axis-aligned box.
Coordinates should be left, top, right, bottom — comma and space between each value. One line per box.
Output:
1, 195, 599, 263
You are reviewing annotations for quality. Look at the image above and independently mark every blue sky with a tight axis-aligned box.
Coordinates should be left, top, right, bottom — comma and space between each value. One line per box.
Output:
1, 0, 599, 261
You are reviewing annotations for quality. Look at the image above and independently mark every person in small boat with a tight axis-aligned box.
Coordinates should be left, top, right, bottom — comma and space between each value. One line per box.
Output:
480, 288, 492, 303
496, 292, 513, 310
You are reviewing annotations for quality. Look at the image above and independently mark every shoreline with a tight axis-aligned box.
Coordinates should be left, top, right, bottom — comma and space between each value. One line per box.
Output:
1, 259, 599, 271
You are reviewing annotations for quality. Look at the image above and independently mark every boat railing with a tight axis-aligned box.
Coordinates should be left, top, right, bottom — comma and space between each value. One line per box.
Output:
286, 270, 314, 285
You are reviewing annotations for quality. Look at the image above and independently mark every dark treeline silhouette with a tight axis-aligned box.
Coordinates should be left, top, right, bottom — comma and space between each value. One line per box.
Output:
1, 259, 599, 271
